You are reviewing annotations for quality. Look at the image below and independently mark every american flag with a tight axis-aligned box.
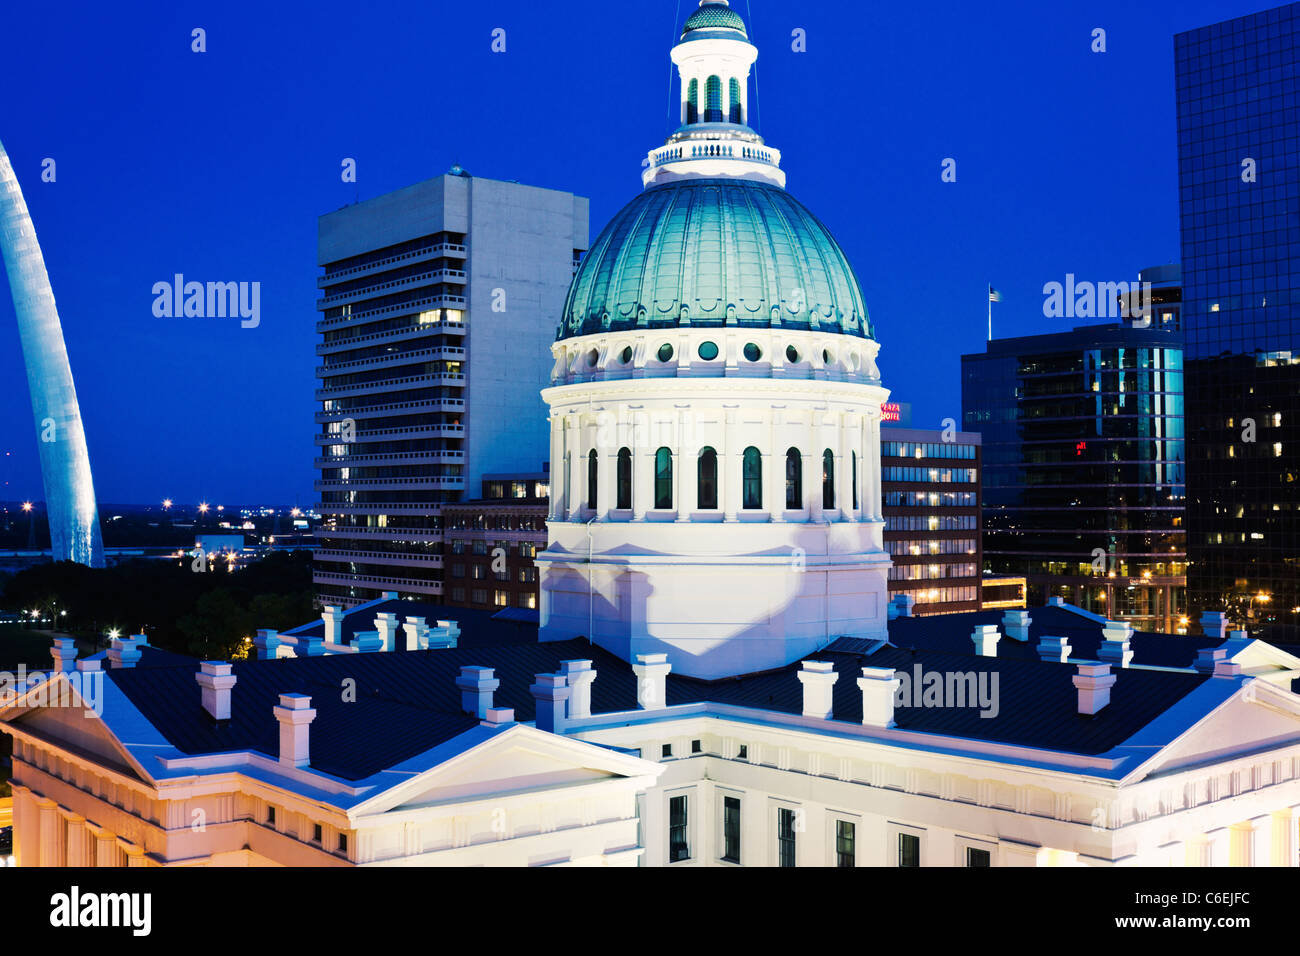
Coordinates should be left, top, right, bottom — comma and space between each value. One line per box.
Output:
988, 285, 1001, 303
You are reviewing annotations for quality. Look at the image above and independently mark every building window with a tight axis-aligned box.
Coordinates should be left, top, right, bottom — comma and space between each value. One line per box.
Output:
852, 451, 859, 510
686, 77, 698, 124
266, 805, 276, 825
786, 448, 802, 509
822, 449, 835, 509
737, 744, 747, 759
742, 446, 762, 509
836, 820, 855, 867
451, 588, 466, 603
691, 739, 701, 753
587, 450, 598, 509
472, 540, 488, 555
471, 565, 485, 580
338, 833, 348, 854
728, 77, 742, 123
698, 446, 718, 509
471, 588, 488, 605
562, 452, 571, 511
451, 563, 465, 578
313, 824, 323, 844
669, 795, 690, 862
617, 448, 632, 509
655, 447, 673, 509
662, 743, 672, 758
494, 590, 508, 607
723, 796, 741, 863
705, 74, 722, 122
777, 808, 797, 867
898, 832, 921, 867
966, 847, 991, 867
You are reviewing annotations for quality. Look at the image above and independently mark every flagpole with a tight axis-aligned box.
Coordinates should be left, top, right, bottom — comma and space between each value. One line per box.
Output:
987, 283, 992, 342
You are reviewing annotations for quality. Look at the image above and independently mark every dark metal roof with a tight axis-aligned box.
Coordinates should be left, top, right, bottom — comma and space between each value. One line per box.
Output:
886, 605, 1226, 669
284, 599, 539, 650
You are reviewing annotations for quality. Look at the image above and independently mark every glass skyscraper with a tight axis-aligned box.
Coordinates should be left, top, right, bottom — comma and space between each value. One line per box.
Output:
962, 323, 1186, 631
1176, 3, 1300, 640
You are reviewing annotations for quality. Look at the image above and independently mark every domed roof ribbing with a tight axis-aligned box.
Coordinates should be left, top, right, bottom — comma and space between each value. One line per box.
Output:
558, 178, 873, 341
681, 2, 747, 38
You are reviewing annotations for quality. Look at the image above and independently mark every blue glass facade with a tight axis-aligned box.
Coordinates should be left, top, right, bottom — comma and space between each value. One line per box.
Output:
961, 324, 1186, 631
1176, 3, 1300, 639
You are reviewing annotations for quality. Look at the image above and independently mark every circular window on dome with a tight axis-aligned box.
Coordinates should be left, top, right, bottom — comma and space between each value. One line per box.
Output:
698, 341, 719, 361
586, 349, 599, 367
620, 346, 633, 365
786, 345, 800, 364
743, 343, 762, 362
657, 343, 674, 363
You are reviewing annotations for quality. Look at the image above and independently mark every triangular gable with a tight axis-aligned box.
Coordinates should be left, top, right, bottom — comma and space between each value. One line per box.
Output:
1118, 677, 1300, 781
1226, 638, 1300, 684
1, 673, 150, 783
350, 724, 661, 816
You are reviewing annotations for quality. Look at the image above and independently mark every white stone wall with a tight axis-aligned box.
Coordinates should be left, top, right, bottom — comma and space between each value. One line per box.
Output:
538, 328, 892, 677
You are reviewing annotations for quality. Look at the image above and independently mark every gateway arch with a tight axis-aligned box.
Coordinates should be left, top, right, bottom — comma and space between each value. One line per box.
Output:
0, 139, 104, 567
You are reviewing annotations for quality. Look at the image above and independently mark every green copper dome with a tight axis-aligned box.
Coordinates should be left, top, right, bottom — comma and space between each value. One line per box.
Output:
558, 179, 873, 341
681, 2, 747, 38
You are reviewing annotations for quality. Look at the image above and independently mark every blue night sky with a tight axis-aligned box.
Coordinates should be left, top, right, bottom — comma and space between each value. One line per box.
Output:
0, 0, 1267, 507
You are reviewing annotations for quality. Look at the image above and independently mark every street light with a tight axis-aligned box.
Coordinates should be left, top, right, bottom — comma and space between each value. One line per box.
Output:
163, 498, 173, 509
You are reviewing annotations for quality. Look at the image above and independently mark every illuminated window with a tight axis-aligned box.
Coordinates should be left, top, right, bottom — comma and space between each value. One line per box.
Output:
786, 448, 802, 509
742, 447, 762, 509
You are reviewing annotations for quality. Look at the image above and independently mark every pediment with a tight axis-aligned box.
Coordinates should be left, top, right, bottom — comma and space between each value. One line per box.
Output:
3, 678, 146, 782
353, 725, 659, 816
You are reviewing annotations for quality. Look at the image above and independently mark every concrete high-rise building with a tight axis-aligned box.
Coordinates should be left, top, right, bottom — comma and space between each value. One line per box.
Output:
962, 322, 1186, 631
1176, 3, 1300, 641
0, 140, 104, 568
314, 170, 588, 608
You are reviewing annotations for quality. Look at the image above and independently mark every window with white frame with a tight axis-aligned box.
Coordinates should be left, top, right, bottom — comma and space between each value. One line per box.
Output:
956, 836, 996, 867
668, 793, 690, 863
888, 822, 925, 867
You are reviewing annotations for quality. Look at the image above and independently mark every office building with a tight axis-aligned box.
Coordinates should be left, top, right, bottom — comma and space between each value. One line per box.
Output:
962, 322, 1186, 631
1176, 3, 1300, 640
441, 472, 549, 613
880, 426, 982, 615
313, 171, 588, 608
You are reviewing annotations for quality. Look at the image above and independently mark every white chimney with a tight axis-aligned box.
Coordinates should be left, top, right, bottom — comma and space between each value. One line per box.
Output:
797, 660, 838, 719
107, 635, 143, 668
374, 613, 400, 652
1037, 636, 1072, 663
1213, 659, 1243, 679
482, 707, 514, 727
195, 661, 236, 720
1200, 611, 1229, 639
858, 667, 900, 728
50, 638, 77, 673
1047, 596, 1065, 607
889, 594, 915, 619
455, 666, 499, 718
273, 693, 316, 767
351, 629, 382, 653
321, 606, 345, 645
971, 625, 1000, 657
1002, 609, 1031, 642
1194, 646, 1226, 673
296, 632, 325, 656
1098, 621, 1134, 668
254, 629, 282, 660
530, 673, 570, 733
1073, 662, 1116, 715
632, 653, 671, 710
560, 660, 596, 719
403, 616, 429, 651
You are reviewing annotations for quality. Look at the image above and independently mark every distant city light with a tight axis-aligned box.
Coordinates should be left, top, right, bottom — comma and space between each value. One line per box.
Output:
199, 502, 209, 514
21, 501, 32, 512
163, 498, 173, 509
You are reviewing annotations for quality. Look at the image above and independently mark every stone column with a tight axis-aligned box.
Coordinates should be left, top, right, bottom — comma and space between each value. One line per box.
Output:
674, 408, 688, 518
566, 413, 582, 520
38, 797, 63, 867
835, 411, 851, 521
547, 413, 563, 520
805, 414, 822, 521
768, 408, 784, 521
723, 408, 738, 521
1271, 807, 1299, 866
633, 412, 652, 519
